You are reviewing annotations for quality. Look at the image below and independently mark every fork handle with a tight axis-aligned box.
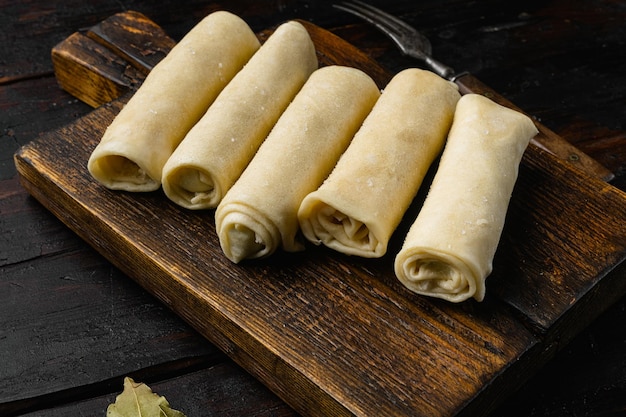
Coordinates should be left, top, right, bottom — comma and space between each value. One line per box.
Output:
423, 56, 455, 80
453, 72, 614, 182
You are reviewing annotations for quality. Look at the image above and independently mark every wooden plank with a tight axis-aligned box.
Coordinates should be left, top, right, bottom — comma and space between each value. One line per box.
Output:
17, 364, 296, 417
0, 177, 82, 265
0, 76, 93, 176
0, 238, 217, 412
14, 19, 626, 417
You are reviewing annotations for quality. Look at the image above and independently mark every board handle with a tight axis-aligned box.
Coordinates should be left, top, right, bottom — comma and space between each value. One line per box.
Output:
51, 11, 175, 108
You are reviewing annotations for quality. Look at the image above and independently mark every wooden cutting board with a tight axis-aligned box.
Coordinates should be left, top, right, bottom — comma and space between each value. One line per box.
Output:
15, 11, 626, 417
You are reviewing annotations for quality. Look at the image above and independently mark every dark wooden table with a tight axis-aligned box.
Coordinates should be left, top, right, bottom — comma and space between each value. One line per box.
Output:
2, 1, 625, 416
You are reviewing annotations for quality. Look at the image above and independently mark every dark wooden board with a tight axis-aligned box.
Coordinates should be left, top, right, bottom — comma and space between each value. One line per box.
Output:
14, 15, 626, 417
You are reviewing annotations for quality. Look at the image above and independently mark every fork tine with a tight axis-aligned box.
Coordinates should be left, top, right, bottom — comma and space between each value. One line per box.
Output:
346, 0, 418, 34
333, 1, 432, 57
334, 1, 456, 79
334, 2, 405, 48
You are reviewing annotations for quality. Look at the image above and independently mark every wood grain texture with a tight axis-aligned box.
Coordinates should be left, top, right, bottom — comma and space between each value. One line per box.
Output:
50, 11, 175, 108
13, 19, 626, 417
86, 10, 176, 73
51, 32, 141, 108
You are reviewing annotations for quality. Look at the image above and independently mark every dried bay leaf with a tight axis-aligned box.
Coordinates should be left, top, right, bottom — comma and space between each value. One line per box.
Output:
107, 377, 186, 417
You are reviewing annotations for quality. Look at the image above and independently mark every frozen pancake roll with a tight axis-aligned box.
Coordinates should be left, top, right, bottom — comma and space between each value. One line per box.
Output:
215, 66, 380, 263
394, 93, 538, 303
88, 11, 260, 191
298, 68, 460, 258
161, 21, 318, 209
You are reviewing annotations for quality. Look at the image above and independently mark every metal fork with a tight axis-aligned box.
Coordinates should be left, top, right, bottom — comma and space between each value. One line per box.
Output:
333, 0, 457, 80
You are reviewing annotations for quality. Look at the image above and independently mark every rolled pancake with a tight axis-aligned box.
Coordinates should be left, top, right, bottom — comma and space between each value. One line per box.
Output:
161, 21, 318, 209
215, 66, 380, 263
87, 11, 260, 191
394, 93, 538, 302
298, 68, 460, 258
